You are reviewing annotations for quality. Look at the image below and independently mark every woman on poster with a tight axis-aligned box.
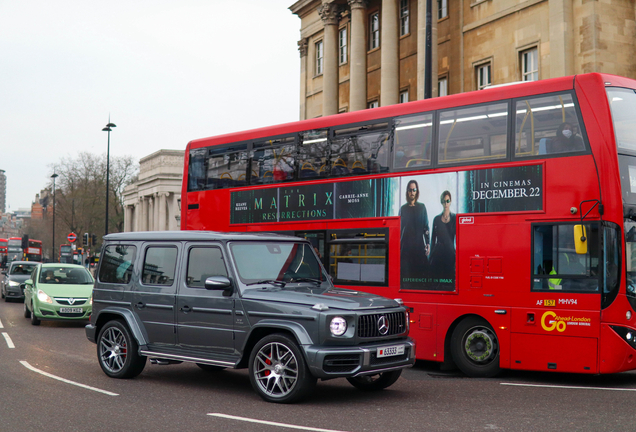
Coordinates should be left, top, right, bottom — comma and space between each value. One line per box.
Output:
429, 190, 456, 288
400, 179, 430, 287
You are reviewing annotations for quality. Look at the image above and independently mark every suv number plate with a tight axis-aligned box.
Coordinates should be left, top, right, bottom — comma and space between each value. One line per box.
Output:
60, 308, 83, 313
377, 344, 405, 358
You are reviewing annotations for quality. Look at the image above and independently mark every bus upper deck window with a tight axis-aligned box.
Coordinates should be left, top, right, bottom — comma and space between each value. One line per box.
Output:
394, 113, 433, 170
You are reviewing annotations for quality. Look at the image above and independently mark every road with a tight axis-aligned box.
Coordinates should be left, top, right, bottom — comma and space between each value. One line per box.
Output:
1, 285, 636, 431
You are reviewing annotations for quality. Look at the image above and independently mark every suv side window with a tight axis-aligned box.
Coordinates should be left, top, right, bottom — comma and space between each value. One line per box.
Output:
141, 247, 178, 286
186, 247, 227, 288
98, 245, 137, 284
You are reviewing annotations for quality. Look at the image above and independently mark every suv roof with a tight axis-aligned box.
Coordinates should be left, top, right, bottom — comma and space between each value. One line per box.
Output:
103, 230, 301, 243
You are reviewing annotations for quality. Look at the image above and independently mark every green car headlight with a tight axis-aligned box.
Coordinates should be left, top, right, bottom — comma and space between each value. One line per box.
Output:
37, 289, 53, 304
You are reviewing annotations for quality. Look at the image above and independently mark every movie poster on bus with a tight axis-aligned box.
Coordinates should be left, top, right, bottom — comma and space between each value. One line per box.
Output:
458, 165, 543, 213
334, 178, 400, 219
398, 172, 458, 291
230, 188, 279, 224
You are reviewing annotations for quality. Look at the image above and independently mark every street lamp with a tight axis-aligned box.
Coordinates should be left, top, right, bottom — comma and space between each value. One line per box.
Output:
102, 120, 116, 236
51, 173, 58, 262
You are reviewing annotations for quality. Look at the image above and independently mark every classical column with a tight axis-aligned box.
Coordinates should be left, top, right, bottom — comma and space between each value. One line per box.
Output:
158, 192, 167, 231
124, 205, 132, 232
549, 0, 574, 77
417, 0, 438, 98
148, 196, 155, 231
380, 0, 399, 106
142, 197, 149, 231
319, 2, 340, 116
298, 38, 308, 120
348, 0, 368, 111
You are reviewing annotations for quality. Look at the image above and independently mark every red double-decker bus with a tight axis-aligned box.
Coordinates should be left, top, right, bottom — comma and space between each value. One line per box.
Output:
7, 237, 23, 261
25, 239, 43, 262
0, 238, 7, 268
180, 73, 636, 377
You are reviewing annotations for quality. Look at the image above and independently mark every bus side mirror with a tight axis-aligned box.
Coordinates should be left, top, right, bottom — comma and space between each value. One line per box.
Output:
574, 225, 587, 254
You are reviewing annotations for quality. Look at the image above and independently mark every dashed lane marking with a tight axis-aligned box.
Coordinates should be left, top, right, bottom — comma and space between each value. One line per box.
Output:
20, 361, 119, 396
2, 332, 14, 348
501, 382, 636, 392
208, 413, 349, 432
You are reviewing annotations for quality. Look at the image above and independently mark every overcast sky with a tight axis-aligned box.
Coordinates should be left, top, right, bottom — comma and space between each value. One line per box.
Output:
0, 0, 301, 210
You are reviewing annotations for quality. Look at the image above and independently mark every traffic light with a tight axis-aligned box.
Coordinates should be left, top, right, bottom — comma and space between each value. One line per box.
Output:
21, 234, 29, 250
92, 234, 97, 246
83, 233, 88, 246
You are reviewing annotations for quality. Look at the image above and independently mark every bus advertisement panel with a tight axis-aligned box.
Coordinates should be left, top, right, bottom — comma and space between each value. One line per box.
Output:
180, 73, 635, 377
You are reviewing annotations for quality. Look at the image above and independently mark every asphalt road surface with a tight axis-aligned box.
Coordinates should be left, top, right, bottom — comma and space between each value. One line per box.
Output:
1, 282, 636, 432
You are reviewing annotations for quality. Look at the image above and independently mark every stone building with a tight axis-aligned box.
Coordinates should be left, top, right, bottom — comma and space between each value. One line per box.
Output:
290, 0, 636, 118
122, 150, 184, 232
0, 169, 6, 214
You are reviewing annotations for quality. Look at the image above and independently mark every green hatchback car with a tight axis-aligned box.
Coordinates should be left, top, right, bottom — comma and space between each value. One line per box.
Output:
24, 263, 94, 326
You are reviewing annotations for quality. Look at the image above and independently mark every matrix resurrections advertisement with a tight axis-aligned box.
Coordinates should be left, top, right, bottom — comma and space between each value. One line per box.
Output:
230, 165, 543, 291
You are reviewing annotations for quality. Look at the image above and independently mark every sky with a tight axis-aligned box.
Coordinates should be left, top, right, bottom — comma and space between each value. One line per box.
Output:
0, 0, 302, 210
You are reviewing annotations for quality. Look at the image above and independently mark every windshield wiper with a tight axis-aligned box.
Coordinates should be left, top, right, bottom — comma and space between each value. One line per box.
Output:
246, 279, 286, 287
287, 277, 323, 285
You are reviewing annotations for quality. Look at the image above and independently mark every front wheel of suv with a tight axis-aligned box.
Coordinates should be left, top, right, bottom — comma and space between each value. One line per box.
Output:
97, 320, 146, 379
248, 333, 316, 403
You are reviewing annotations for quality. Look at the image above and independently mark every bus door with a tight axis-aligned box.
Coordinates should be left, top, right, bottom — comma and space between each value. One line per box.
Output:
510, 222, 601, 373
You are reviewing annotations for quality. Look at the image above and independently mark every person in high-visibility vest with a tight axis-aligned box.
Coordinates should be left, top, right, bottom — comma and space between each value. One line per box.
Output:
548, 253, 570, 290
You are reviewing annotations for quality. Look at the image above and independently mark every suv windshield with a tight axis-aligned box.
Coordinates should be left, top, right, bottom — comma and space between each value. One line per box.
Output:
230, 242, 326, 286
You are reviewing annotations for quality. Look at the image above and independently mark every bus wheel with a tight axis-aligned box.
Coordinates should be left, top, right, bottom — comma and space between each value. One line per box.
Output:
451, 316, 500, 378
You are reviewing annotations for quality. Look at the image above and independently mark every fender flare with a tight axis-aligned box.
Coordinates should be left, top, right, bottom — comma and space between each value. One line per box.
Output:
93, 307, 149, 348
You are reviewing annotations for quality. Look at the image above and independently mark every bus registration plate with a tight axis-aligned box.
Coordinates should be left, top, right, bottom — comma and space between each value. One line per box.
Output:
377, 344, 405, 358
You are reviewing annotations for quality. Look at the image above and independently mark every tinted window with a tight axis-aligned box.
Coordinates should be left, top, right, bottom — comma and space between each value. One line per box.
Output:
206, 144, 249, 189
515, 93, 585, 157
394, 113, 433, 169
188, 148, 207, 191
251, 136, 296, 184
438, 102, 508, 165
141, 247, 178, 286
331, 123, 390, 175
532, 224, 599, 292
186, 247, 227, 288
98, 245, 137, 284
298, 130, 329, 179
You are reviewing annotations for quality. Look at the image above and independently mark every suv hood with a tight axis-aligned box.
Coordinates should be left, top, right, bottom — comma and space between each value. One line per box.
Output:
241, 285, 400, 310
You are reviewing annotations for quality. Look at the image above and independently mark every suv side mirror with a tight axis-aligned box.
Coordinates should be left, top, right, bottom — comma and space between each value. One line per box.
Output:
204, 276, 232, 290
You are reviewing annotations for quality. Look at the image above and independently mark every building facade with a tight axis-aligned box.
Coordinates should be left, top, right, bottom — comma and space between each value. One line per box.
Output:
122, 150, 184, 232
0, 169, 6, 214
290, 0, 636, 118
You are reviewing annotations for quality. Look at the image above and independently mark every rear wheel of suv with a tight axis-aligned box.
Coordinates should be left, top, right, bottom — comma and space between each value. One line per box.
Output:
248, 333, 316, 403
97, 320, 147, 379
346, 370, 402, 391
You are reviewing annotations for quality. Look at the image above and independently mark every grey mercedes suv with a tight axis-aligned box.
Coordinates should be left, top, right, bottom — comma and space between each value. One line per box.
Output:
86, 231, 415, 403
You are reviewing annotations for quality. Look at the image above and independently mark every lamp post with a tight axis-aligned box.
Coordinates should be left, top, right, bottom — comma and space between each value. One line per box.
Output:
102, 120, 116, 236
51, 173, 58, 262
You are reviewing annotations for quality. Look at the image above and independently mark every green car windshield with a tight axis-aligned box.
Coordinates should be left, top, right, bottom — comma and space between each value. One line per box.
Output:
39, 267, 93, 284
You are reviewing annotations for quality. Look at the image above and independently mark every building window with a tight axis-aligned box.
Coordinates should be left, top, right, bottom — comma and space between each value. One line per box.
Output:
368, 100, 379, 109
438, 0, 448, 19
315, 40, 324, 75
477, 63, 491, 90
339, 27, 347, 65
521, 48, 538, 81
438, 77, 448, 97
400, 0, 410, 36
399, 90, 409, 103
369, 12, 380, 50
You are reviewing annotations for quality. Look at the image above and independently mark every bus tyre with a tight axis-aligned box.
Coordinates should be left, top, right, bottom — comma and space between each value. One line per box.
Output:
97, 320, 147, 379
248, 333, 316, 403
346, 369, 402, 391
451, 316, 500, 378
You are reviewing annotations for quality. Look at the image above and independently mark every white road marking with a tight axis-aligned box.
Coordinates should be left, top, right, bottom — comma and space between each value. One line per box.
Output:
20, 361, 119, 396
208, 413, 350, 432
2, 332, 14, 348
501, 382, 636, 392
0, 319, 4, 328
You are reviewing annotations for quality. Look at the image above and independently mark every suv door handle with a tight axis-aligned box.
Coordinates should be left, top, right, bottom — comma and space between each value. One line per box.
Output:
136, 302, 145, 309
181, 305, 192, 313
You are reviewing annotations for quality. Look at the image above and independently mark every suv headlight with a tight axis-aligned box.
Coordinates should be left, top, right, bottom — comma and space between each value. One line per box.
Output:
8, 280, 20, 287
37, 289, 53, 304
330, 316, 347, 336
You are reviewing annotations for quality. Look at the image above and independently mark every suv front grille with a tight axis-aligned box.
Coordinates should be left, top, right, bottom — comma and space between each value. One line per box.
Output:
357, 312, 406, 338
